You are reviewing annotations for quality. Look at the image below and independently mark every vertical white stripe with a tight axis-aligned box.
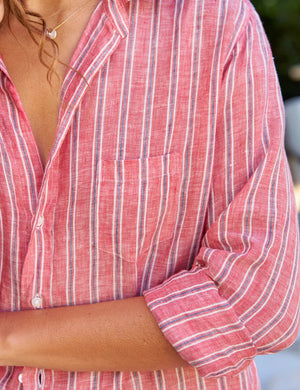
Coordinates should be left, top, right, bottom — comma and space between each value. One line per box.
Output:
3, 87, 39, 213
66, 126, 74, 306
37, 180, 50, 295
72, 108, 81, 305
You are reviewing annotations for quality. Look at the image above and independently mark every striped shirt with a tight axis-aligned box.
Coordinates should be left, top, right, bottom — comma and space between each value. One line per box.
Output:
0, 0, 299, 388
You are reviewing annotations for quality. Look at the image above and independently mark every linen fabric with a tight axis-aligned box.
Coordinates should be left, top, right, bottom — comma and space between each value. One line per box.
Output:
0, 0, 299, 388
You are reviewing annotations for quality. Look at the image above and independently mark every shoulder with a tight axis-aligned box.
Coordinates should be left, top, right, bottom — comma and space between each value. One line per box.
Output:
184, 0, 263, 62
199, 0, 257, 43
139, 0, 263, 62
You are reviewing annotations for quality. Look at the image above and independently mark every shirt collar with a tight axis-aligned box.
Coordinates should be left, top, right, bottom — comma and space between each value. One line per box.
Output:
105, 0, 130, 38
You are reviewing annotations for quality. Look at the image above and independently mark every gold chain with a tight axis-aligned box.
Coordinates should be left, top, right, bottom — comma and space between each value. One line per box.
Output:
46, 0, 94, 40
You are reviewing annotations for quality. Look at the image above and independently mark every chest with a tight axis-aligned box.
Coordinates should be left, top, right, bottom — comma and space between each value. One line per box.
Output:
4, 58, 60, 168
0, 18, 94, 168
0, 45, 70, 168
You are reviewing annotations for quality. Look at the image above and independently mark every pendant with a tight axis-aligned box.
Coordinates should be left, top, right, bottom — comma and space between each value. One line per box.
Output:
46, 29, 57, 40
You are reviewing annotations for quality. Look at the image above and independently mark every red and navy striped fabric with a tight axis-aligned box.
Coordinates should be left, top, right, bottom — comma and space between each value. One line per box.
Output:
0, 0, 299, 388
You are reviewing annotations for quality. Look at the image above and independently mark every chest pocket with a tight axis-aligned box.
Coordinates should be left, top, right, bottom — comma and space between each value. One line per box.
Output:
97, 153, 182, 262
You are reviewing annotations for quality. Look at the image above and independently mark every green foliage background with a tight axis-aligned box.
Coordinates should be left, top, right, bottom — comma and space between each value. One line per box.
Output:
251, 0, 300, 99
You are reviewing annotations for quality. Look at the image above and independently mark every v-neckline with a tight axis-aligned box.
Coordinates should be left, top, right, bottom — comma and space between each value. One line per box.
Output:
0, 1, 104, 175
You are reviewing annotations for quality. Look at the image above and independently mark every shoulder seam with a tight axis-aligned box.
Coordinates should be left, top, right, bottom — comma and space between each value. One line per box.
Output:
223, 0, 251, 66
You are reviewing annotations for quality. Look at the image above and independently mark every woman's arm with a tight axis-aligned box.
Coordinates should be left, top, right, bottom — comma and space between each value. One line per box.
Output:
0, 296, 189, 372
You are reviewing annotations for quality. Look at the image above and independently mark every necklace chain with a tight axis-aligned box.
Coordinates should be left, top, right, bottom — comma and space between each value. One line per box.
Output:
46, 0, 94, 40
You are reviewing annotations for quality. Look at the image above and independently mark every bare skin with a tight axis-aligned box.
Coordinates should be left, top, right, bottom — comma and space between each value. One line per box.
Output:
0, 0, 189, 372
0, 0, 99, 167
0, 297, 189, 372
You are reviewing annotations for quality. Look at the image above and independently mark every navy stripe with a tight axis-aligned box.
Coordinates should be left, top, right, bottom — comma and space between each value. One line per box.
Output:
116, 371, 121, 390
193, 344, 254, 371
133, 372, 141, 390
115, 160, 123, 300
92, 65, 107, 303
256, 18, 271, 150
142, 0, 159, 160
70, 372, 75, 390
0, 135, 18, 310
225, 49, 236, 205
0, 58, 8, 76
160, 301, 230, 330
110, 0, 128, 37
36, 228, 42, 296
247, 25, 253, 176
177, 368, 185, 390
138, 154, 146, 256
118, 0, 137, 161
92, 372, 98, 390
225, 2, 246, 56
0, 366, 14, 387
137, 0, 155, 253
169, 0, 198, 276
197, 373, 204, 390
220, 376, 226, 390
175, 321, 244, 350
147, 283, 213, 310
165, 0, 182, 152
156, 371, 163, 390
219, 45, 238, 256
142, 156, 168, 290
241, 371, 247, 389
138, 0, 160, 263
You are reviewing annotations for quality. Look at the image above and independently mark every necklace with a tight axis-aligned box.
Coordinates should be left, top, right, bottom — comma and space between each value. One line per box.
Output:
46, 0, 93, 40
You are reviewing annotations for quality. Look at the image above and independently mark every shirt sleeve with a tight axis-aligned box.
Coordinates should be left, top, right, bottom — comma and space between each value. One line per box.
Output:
143, 5, 300, 378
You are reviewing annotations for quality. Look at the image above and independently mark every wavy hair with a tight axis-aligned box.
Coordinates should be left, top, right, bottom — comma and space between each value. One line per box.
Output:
1, 0, 59, 82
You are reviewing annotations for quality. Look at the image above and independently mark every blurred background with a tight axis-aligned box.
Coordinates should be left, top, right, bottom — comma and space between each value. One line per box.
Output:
251, 0, 300, 99
251, 0, 300, 389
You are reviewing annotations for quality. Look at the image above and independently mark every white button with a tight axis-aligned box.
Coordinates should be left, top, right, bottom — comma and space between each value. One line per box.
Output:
36, 216, 44, 228
18, 373, 23, 383
31, 295, 43, 309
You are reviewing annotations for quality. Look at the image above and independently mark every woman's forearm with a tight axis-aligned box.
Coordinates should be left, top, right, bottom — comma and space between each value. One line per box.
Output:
0, 296, 189, 372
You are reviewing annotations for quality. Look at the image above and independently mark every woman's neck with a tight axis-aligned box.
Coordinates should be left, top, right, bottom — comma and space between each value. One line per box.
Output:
23, 0, 89, 24
24, 0, 98, 32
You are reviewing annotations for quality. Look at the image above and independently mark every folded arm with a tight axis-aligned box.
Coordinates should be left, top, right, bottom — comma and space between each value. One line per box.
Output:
0, 296, 189, 372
